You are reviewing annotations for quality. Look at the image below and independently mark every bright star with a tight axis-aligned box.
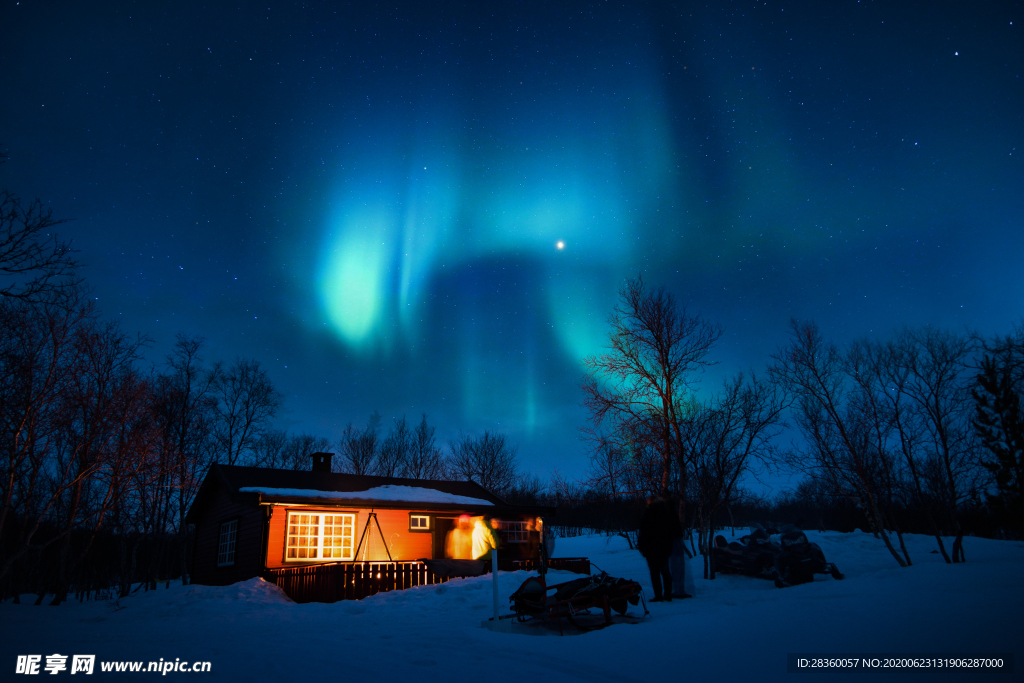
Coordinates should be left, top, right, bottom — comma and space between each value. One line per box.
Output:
556, 240, 565, 250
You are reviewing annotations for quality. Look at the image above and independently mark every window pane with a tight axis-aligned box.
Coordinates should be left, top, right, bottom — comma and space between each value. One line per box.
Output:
322, 513, 355, 560
286, 512, 354, 562
498, 520, 527, 543
287, 513, 318, 561
217, 520, 237, 566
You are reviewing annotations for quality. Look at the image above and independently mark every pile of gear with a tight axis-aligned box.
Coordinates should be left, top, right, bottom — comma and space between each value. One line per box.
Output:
509, 571, 646, 632
712, 524, 844, 588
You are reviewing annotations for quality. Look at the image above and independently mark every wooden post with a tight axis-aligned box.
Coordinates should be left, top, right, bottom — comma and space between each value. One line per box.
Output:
491, 548, 499, 622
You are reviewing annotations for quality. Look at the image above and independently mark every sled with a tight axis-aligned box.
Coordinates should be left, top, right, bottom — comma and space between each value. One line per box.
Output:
508, 571, 648, 634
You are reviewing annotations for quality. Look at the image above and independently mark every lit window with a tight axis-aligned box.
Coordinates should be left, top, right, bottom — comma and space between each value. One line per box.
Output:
321, 514, 355, 560
410, 515, 430, 530
286, 512, 355, 561
498, 520, 528, 543
217, 519, 238, 566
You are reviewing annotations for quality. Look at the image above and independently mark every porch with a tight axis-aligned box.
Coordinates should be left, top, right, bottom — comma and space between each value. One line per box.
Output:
264, 557, 591, 603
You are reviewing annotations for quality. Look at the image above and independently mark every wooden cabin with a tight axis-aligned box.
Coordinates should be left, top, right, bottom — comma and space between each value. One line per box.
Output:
185, 454, 557, 589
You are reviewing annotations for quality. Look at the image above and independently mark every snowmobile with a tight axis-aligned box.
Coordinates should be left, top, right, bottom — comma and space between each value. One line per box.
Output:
712, 524, 844, 587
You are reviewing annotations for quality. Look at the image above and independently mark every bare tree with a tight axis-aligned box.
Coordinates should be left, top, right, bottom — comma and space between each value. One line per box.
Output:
338, 412, 381, 475
577, 438, 650, 546
682, 373, 786, 578
0, 290, 96, 585
843, 339, 915, 565
213, 358, 283, 466
448, 431, 518, 497
403, 414, 446, 479
0, 148, 80, 304
278, 433, 333, 471
587, 438, 632, 500
582, 276, 721, 502
885, 328, 979, 561
150, 335, 220, 585
792, 475, 841, 533
251, 429, 289, 469
50, 323, 155, 604
770, 320, 909, 567
584, 429, 665, 515
377, 416, 411, 477
504, 473, 548, 504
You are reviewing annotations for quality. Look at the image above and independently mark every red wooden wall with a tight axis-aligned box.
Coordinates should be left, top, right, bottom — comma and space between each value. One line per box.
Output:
265, 506, 435, 568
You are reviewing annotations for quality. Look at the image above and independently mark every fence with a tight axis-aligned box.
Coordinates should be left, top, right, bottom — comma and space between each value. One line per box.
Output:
264, 561, 443, 604
264, 557, 591, 604
502, 557, 591, 575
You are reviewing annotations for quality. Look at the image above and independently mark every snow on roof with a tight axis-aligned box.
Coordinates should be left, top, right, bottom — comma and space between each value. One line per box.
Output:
238, 485, 494, 506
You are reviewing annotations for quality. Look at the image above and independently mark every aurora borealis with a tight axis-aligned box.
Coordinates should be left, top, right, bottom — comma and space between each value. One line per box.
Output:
1, 1, 1021, 480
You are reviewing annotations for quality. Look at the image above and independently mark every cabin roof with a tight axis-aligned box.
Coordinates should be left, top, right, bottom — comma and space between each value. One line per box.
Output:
185, 464, 553, 523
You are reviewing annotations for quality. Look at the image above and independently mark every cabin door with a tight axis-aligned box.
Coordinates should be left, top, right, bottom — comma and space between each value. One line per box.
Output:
433, 516, 456, 559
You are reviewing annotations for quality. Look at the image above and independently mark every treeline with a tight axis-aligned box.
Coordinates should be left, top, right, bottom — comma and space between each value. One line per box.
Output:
548, 277, 1024, 576
251, 413, 530, 501
0, 287, 286, 604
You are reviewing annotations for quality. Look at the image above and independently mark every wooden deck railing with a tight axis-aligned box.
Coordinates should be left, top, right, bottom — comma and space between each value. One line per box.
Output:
264, 561, 445, 603
264, 557, 590, 604
501, 557, 591, 575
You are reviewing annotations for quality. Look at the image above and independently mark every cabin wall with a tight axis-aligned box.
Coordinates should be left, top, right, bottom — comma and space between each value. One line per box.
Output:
266, 507, 436, 567
191, 487, 264, 586
264, 507, 541, 568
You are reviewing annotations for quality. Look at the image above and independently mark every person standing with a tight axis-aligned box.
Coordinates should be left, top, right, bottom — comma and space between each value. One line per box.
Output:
446, 515, 474, 559
471, 516, 499, 560
638, 495, 682, 602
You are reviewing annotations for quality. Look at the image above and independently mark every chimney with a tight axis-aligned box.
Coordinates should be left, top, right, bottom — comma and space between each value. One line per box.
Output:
310, 452, 334, 473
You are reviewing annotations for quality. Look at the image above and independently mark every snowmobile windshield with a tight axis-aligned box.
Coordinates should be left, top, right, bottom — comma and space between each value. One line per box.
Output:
781, 531, 808, 547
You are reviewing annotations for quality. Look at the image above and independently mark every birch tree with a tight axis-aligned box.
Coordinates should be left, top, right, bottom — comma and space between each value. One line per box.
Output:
448, 431, 518, 497
339, 412, 381, 475
213, 358, 282, 466
581, 276, 721, 505
402, 414, 446, 480
770, 320, 909, 567
0, 291, 95, 585
682, 373, 786, 578
0, 149, 80, 305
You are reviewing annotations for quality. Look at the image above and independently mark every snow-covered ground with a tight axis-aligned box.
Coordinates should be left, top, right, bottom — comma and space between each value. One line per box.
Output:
2, 530, 1021, 681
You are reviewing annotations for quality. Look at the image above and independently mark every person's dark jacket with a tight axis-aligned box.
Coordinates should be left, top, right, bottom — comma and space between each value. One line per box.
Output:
637, 498, 682, 559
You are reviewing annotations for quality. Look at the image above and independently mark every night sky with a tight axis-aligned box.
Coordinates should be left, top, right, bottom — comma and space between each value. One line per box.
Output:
1, 1, 1021, 483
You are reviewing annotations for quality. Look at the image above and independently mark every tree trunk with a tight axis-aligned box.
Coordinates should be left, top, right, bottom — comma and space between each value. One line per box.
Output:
50, 538, 69, 606
877, 527, 907, 568
932, 534, 951, 563
952, 533, 966, 563
707, 521, 717, 580
864, 492, 907, 567
893, 526, 912, 567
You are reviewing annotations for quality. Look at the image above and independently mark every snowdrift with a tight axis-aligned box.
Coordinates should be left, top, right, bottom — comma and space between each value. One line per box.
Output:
2, 530, 1021, 681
